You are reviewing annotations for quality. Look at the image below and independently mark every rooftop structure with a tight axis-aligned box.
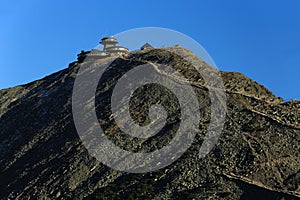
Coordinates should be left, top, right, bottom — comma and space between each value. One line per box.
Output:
76, 37, 157, 63
140, 42, 154, 50
100, 37, 118, 50
100, 36, 128, 54
77, 36, 128, 62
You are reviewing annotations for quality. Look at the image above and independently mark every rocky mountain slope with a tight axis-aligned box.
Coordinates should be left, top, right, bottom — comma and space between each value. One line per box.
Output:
0, 47, 299, 199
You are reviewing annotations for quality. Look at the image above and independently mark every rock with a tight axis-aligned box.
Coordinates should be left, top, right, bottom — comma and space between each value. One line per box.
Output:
0, 47, 299, 199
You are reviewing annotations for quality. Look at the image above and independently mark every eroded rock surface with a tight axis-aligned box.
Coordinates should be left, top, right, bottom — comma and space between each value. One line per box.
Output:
0, 47, 299, 199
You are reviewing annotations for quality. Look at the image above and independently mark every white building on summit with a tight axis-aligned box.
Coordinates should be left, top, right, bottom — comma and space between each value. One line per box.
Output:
77, 36, 129, 62
100, 37, 129, 54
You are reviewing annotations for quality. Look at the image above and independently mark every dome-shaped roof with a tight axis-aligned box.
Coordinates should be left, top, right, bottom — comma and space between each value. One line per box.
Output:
100, 36, 118, 44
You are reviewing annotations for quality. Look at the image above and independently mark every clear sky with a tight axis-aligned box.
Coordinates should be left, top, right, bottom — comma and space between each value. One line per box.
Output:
1, 0, 299, 100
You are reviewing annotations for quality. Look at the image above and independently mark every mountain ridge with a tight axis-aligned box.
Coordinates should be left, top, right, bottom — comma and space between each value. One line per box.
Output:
0, 46, 299, 199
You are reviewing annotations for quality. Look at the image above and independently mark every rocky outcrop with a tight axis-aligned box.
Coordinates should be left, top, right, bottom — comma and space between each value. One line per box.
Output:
0, 47, 299, 199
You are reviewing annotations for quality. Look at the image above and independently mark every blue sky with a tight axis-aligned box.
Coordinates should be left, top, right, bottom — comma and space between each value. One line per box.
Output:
0, 0, 299, 100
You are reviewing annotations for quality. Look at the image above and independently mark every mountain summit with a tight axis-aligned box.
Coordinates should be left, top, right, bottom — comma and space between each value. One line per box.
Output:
0, 46, 299, 199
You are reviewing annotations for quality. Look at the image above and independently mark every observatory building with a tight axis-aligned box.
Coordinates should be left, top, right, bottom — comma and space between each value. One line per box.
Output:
77, 36, 129, 62
100, 37, 129, 54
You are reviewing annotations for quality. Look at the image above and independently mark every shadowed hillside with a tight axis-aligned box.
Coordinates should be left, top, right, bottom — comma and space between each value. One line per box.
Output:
0, 47, 299, 199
